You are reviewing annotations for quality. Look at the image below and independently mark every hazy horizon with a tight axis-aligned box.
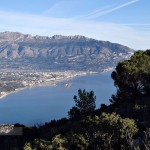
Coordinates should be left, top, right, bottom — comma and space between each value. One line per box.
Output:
0, 0, 149, 50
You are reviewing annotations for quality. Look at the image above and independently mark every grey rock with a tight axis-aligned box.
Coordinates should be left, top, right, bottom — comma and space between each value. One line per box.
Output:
0, 31, 134, 71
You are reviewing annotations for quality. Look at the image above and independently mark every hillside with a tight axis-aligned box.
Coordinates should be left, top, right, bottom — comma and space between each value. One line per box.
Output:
0, 31, 134, 71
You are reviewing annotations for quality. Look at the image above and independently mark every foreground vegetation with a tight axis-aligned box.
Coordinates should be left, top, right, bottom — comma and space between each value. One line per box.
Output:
0, 50, 150, 150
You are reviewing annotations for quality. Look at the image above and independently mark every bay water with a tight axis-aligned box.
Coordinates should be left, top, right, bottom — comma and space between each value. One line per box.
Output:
0, 71, 116, 125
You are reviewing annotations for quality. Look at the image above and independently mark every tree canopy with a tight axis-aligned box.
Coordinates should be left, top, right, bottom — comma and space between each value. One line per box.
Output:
68, 89, 96, 118
111, 50, 150, 104
24, 113, 138, 150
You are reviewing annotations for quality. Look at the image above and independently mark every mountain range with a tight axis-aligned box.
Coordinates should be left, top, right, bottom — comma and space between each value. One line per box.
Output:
0, 31, 134, 71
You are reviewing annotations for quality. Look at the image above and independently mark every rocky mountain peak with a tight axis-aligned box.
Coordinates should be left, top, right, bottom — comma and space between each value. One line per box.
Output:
0, 31, 134, 71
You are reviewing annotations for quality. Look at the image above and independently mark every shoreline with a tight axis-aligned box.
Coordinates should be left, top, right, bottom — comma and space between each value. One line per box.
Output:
0, 87, 28, 100
0, 71, 98, 100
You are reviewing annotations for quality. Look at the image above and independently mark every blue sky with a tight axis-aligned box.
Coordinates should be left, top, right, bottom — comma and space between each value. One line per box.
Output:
0, 0, 149, 50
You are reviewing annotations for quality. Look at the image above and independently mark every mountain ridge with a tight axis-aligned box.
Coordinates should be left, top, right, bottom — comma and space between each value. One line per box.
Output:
0, 31, 134, 71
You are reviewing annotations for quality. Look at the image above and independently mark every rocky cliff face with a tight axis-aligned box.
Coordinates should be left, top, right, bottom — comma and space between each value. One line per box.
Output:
0, 31, 134, 71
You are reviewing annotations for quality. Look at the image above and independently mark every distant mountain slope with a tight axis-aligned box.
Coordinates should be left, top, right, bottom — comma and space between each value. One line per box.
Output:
0, 31, 134, 71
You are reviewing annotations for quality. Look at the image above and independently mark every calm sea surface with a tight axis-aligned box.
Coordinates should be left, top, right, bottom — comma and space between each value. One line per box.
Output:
0, 71, 116, 125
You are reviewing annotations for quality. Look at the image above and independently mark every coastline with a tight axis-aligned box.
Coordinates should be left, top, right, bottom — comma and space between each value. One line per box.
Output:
0, 71, 98, 100
0, 88, 27, 100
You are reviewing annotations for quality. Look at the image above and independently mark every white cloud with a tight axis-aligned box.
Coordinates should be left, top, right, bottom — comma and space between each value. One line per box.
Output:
0, 10, 150, 50
43, 0, 91, 18
82, 0, 140, 19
